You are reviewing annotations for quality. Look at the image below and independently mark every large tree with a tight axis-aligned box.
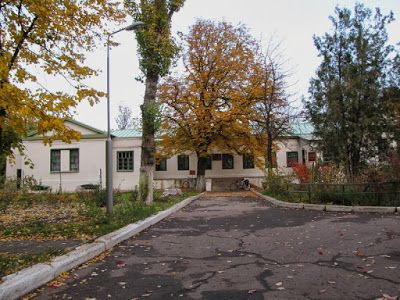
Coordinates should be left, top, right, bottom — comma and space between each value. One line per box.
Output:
251, 42, 294, 171
305, 3, 399, 179
158, 20, 266, 191
0, 1, 125, 174
124, 0, 184, 204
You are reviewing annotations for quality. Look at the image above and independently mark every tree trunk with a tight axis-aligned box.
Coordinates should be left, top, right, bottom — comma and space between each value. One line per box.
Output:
265, 134, 273, 171
140, 74, 159, 204
196, 154, 208, 192
0, 108, 6, 186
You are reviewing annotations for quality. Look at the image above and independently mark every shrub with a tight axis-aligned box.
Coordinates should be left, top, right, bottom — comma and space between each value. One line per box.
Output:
0, 178, 19, 212
292, 163, 310, 183
263, 170, 291, 197
76, 187, 107, 207
358, 151, 400, 183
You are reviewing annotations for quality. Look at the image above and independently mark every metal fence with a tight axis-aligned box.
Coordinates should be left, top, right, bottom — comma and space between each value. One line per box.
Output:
287, 182, 400, 206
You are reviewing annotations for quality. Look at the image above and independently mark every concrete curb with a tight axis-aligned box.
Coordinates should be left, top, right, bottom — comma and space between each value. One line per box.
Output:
0, 193, 203, 300
252, 190, 398, 214
352, 206, 396, 213
303, 203, 326, 211
325, 205, 353, 213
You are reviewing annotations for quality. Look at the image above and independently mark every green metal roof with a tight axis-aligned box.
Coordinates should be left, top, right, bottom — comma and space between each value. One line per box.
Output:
291, 121, 314, 136
111, 129, 142, 138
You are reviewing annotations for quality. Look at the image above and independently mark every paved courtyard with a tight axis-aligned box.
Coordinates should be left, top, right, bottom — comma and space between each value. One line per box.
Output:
34, 192, 400, 300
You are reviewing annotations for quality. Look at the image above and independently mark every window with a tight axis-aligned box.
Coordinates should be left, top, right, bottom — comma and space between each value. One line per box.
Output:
206, 155, 212, 170
243, 154, 254, 169
117, 151, 134, 171
222, 154, 234, 169
286, 151, 299, 167
177, 155, 189, 170
156, 158, 167, 171
50, 150, 61, 172
70, 149, 79, 171
212, 154, 222, 161
308, 152, 316, 162
50, 148, 79, 172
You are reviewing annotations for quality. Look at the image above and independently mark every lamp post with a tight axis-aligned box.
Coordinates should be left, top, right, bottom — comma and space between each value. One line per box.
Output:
106, 21, 144, 215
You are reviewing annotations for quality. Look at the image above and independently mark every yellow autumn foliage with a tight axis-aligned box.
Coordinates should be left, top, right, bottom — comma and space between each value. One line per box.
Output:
158, 20, 268, 171
0, 0, 125, 147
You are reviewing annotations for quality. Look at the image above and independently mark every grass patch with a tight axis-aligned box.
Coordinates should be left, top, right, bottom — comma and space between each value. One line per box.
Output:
0, 248, 65, 278
0, 191, 198, 240
0, 191, 198, 277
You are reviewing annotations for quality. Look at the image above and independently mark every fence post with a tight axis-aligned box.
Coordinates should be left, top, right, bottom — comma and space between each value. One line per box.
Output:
308, 184, 311, 203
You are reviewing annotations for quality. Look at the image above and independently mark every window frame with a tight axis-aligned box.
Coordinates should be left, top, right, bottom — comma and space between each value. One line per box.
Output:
205, 155, 212, 170
242, 154, 255, 169
286, 151, 299, 167
69, 149, 79, 172
50, 149, 61, 172
50, 148, 80, 173
156, 158, 167, 171
308, 151, 316, 162
222, 154, 234, 169
117, 151, 134, 172
177, 154, 189, 171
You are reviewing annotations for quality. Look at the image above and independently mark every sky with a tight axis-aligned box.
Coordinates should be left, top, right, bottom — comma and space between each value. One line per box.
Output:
70, 0, 400, 131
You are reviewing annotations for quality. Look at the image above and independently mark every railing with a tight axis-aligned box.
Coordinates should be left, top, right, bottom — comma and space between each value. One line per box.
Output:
286, 182, 400, 206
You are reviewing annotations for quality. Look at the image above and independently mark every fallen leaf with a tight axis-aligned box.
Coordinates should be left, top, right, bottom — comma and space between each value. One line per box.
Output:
48, 281, 64, 288
355, 248, 365, 257
116, 260, 126, 267
248, 289, 257, 294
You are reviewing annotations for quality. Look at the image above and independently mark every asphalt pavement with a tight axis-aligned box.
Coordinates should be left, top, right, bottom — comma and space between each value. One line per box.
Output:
32, 192, 400, 300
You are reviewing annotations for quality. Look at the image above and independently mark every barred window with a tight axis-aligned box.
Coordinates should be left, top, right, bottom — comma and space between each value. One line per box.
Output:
117, 151, 134, 171
50, 150, 61, 172
50, 149, 79, 172
70, 149, 79, 171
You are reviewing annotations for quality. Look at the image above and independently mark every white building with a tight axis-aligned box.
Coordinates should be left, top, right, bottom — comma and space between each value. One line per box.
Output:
6, 119, 319, 192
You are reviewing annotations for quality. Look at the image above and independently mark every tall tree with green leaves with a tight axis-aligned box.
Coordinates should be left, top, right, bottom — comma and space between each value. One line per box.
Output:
124, 0, 184, 204
305, 3, 399, 180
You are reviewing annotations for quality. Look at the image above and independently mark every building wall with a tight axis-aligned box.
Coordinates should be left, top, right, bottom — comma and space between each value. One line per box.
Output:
7, 138, 107, 192
112, 137, 142, 191
7, 133, 320, 192
275, 138, 319, 174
